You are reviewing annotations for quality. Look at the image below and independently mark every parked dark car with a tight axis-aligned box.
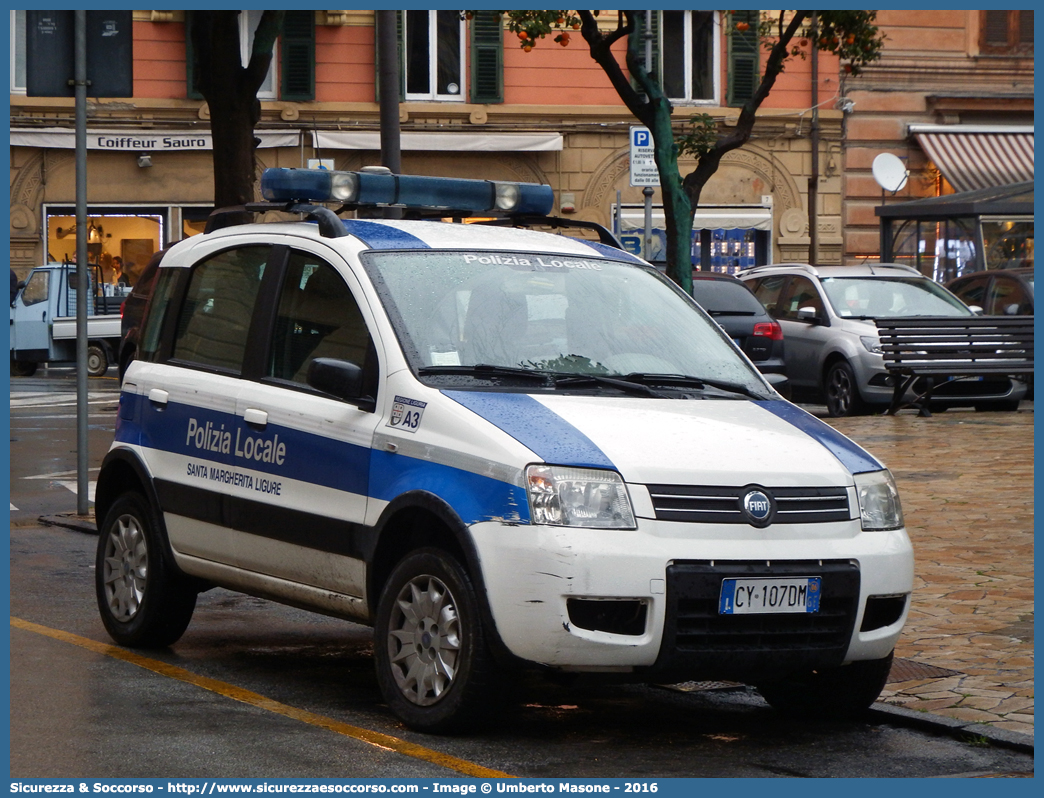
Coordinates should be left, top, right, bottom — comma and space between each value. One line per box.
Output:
946, 268, 1033, 317
689, 271, 787, 379
118, 249, 166, 380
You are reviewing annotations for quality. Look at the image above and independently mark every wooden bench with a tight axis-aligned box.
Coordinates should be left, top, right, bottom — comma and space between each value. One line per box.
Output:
875, 316, 1033, 416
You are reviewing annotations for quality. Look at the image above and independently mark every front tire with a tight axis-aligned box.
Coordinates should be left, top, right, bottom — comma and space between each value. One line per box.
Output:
95, 492, 197, 648
756, 651, 894, 719
374, 549, 497, 733
825, 361, 869, 417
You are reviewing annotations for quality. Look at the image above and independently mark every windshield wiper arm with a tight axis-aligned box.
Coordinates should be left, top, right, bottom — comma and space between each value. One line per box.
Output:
553, 373, 667, 398
620, 373, 768, 400
417, 364, 553, 383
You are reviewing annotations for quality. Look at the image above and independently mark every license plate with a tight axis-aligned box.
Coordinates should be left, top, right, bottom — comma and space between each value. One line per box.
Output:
719, 577, 821, 614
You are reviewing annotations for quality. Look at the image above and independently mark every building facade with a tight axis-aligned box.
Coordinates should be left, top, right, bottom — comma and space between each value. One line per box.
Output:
841, 9, 1034, 270
10, 10, 849, 283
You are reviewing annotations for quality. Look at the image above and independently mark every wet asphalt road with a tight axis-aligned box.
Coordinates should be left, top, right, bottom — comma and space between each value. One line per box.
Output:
8, 368, 1034, 778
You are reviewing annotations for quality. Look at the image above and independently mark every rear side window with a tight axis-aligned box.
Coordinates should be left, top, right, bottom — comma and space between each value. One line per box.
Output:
690, 280, 764, 315
138, 269, 180, 362
748, 275, 787, 318
172, 246, 270, 373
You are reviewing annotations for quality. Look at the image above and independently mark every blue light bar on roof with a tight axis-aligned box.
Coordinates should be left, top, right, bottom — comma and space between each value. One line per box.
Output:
260, 168, 554, 216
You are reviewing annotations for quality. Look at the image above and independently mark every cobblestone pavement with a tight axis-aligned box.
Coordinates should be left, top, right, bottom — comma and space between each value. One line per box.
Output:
826, 407, 1034, 739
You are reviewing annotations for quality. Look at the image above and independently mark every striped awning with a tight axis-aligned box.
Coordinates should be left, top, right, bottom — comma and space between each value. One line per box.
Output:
910, 124, 1034, 193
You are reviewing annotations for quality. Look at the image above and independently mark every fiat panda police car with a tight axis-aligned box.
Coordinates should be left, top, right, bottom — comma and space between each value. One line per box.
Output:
94, 167, 913, 733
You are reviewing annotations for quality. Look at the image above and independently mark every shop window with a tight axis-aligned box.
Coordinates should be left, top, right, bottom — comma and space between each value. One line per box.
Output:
981, 10, 1033, 55
10, 10, 26, 93
404, 10, 465, 101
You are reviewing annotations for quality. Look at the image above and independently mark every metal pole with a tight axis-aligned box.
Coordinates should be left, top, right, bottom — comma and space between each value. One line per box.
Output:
643, 186, 654, 262
808, 13, 819, 265
74, 10, 88, 515
376, 10, 403, 220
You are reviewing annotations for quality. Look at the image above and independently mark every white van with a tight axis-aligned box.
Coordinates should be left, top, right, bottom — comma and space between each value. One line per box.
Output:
94, 168, 913, 732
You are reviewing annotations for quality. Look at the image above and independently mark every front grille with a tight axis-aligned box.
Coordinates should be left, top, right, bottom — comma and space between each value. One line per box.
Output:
647, 484, 851, 525
646, 560, 860, 682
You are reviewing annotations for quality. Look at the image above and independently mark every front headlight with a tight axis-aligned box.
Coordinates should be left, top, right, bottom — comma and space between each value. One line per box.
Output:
860, 335, 884, 355
526, 465, 636, 529
854, 470, 904, 531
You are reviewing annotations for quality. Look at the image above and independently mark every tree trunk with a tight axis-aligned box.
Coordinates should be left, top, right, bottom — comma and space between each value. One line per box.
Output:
190, 11, 283, 217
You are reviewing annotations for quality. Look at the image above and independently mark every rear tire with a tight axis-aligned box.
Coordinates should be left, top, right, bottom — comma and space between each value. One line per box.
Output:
825, 361, 869, 418
87, 343, 109, 377
374, 548, 498, 733
756, 651, 894, 719
95, 492, 197, 648
10, 358, 37, 377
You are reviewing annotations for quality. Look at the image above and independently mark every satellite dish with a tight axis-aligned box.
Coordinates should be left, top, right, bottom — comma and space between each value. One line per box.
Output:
872, 153, 909, 193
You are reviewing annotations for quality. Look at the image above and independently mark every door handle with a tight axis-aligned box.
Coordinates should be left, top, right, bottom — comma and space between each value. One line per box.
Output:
243, 408, 268, 428
148, 388, 169, 406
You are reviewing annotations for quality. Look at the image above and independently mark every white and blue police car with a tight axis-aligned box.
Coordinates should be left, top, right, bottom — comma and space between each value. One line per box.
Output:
94, 167, 913, 733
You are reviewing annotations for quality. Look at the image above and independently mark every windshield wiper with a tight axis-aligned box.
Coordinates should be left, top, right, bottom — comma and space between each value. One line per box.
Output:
417, 364, 553, 383
618, 373, 768, 400
552, 373, 667, 398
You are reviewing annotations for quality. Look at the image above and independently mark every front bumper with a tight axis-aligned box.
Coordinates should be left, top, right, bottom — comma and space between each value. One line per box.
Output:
470, 517, 913, 680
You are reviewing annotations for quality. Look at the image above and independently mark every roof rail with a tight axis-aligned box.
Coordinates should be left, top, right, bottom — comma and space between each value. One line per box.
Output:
470, 215, 624, 249
737, 263, 820, 277
205, 202, 347, 238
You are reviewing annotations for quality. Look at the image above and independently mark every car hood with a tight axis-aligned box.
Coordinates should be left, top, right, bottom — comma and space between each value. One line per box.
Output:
445, 392, 881, 487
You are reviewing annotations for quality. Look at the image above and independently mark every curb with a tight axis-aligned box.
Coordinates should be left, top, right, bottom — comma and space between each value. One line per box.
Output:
39, 513, 98, 535
870, 702, 1034, 754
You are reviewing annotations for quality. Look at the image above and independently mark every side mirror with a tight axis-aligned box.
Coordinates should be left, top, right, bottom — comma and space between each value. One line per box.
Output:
796, 306, 820, 323
1004, 304, 1020, 316
764, 372, 791, 400
968, 305, 984, 315
307, 357, 366, 403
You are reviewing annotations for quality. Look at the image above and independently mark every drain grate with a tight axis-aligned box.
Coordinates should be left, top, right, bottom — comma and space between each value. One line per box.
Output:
887, 657, 962, 683
667, 680, 744, 692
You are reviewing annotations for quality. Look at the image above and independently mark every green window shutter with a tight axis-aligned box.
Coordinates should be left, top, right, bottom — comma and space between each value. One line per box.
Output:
374, 10, 404, 103
469, 12, 503, 104
185, 14, 202, 100
727, 10, 759, 107
631, 11, 661, 94
281, 11, 314, 101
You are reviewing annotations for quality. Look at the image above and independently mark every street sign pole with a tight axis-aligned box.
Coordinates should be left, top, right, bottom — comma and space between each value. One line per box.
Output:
629, 126, 660, 261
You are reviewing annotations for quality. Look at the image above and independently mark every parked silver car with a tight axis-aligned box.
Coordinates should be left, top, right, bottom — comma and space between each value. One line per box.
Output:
738, 263, 1028, 416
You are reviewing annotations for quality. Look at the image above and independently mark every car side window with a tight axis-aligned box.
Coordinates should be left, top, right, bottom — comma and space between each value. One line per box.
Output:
269, 252, 373, 385
20, 270, 49, 306
951, 275, 988, 310
778, 276, 823, 320
172, 246, 270, 373
989, 276, 1031, 315
749, 275, 787, 318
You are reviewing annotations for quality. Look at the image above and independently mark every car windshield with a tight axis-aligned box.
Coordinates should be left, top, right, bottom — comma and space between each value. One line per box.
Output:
820, 276, 973, 318
364, 250, 770, 395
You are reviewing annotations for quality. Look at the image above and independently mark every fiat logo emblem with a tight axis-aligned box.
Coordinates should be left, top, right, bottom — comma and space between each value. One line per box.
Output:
742, 489, 773, 526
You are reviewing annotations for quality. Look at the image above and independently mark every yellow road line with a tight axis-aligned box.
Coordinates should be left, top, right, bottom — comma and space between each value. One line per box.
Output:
11, 616, 514, 779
